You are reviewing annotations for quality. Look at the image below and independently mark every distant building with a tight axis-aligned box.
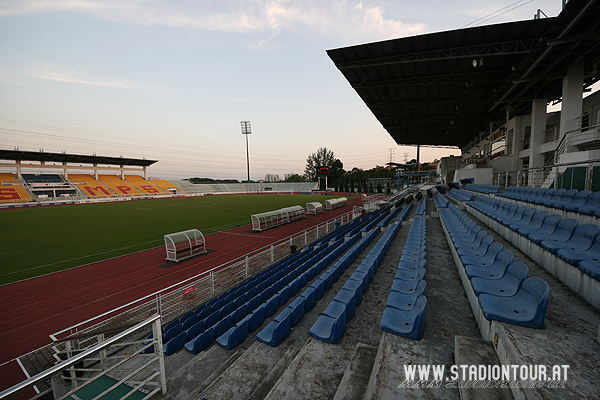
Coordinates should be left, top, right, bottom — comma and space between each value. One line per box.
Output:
264, 174, 280, 182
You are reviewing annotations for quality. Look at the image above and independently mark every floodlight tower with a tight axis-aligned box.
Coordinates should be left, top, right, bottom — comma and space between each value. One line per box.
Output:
241, 121, 251, 182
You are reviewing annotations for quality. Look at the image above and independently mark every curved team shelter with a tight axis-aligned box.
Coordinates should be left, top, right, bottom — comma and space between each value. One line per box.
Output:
251, 205, 306, 232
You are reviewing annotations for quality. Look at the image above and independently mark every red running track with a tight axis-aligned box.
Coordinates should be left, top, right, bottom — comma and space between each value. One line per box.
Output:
0, 198, 361, 393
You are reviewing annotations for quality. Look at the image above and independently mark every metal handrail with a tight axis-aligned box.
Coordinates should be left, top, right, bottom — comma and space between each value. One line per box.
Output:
50, 208, 355, 341
0, 316, 162, 400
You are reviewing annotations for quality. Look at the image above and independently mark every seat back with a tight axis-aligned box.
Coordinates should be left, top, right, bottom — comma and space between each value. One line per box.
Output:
529, 211, 548, 228
483, 242, 503, 261
518, 208, 537, 224
507, 261, 529, 281
553, 218, 579, 241
549, 188, 566, 202
541, 188, 556, 200
522, 277, 550, 304
495, 250, 515, 267
571, 224, 600, 247
571, 190, 591, 206
533, 188, 547, 199
538, 214, 562, 234
559, 189, 578, 203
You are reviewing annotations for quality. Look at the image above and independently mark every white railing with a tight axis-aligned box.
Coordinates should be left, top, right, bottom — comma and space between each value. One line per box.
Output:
50, 210, 355, 343
0, 316, 166, 400
492, 158, 600, 190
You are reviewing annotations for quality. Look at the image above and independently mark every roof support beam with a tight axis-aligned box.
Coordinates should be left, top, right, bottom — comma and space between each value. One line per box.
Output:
335, 40, 537, 69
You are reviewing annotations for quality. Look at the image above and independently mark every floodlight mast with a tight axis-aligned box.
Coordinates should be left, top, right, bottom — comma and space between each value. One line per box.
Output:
241, 121, 251, 182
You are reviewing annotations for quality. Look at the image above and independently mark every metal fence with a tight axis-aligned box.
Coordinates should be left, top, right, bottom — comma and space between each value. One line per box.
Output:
6, 208, 359, 399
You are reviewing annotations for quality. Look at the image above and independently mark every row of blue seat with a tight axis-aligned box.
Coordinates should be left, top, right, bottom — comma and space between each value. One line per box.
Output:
309, 220, 404, 344
255, 225, 387, 347
468, 196, 600, 276
380, 213, 427, 340
448, 188, 474, 202
499, 187, 600, 217
464, 184, 501, 194
439, 202, 550, 329
433, 193, 450, 209
206, 204, 401, 352
156, 207, 389, 355
414, 199, 426, 216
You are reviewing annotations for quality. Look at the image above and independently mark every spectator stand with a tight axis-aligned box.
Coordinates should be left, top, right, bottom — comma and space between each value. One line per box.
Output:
306, 202, 324, 215
325, 197, 348, 211
165, 229, 207, 263
251, 205, 305, 232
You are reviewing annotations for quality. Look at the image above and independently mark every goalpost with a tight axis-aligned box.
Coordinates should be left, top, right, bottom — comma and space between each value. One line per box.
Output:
164, 229, 206, 262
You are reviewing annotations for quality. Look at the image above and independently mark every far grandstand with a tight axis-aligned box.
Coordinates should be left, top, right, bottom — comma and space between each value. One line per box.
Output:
0, 149, 320, 207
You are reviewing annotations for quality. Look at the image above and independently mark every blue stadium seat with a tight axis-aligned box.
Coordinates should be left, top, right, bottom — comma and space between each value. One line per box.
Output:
456, 235, 494, 258
579, 261, 600, 281
309, 314, 346, 344
230, 304, 247, 325
213, 315, 232, 338
541, 188, 566, 207
453, 230, 487, 249
204, 309, 221, 329
301, 286, 317, 312
288, 296, 306, 327
334, 288, 356, 321
552, 189, 578, 209
394, 267, 426, 282
386, 290, 424, 311
310, 279, 326, 301
540, 223, 599, 254
264, 294, 280, 318
478, 277, 549, 329
562, 190, 591, 212
390, 277, 427, 296
256, 307, 293, 347
533, 188, 556, 205
557, 234, 600, 266
185, 320, 205, 342
216, 319, 249, 350
162, 319, 180, 334
163, 324, 183, 343
397, 258, 427, 272
185, 327, 215, 355
182, 314, 199, 331
460, 242, 503, 267
248, 304, 266, 332
470, 262, 528, 297
528, 218, 578, 245
464, 250, 515, 280
517, 212, 556, 237
380, 295, 427, 340
163, 331, 187, 356
507, 208, 536, 231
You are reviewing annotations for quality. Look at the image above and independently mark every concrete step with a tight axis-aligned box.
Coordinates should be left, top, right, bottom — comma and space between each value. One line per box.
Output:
247, 345, 301, 400
454, 335, 512, 400
155, 344, 245, 400
332, 343, 378, 400
197, 340, 294, 400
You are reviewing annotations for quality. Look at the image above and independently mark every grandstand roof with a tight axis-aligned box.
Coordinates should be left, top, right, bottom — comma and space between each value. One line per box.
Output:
326, 0, 600, 149
0, 149, 157, 167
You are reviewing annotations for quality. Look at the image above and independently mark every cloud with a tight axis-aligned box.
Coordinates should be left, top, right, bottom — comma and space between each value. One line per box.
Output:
2, 65, 145, 89
0, 0, 427, 43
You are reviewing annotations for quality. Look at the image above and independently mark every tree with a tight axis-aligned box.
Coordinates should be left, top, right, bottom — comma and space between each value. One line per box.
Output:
305, 147, 337, 181
284, 174, 306, 182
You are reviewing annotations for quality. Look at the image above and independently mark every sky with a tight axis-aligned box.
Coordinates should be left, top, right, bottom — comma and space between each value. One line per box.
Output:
0, 0, 566, 180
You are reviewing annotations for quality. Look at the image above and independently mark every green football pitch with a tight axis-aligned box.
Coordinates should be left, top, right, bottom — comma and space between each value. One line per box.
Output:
0, 194, 348, 285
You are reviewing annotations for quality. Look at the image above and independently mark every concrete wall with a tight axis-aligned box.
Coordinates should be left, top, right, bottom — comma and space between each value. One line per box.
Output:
453, 168, 493, 185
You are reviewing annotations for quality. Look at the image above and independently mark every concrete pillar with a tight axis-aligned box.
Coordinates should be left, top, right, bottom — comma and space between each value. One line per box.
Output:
16, 160, 22, 180
530, 97, 547, 186
559, 59, 584, 140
